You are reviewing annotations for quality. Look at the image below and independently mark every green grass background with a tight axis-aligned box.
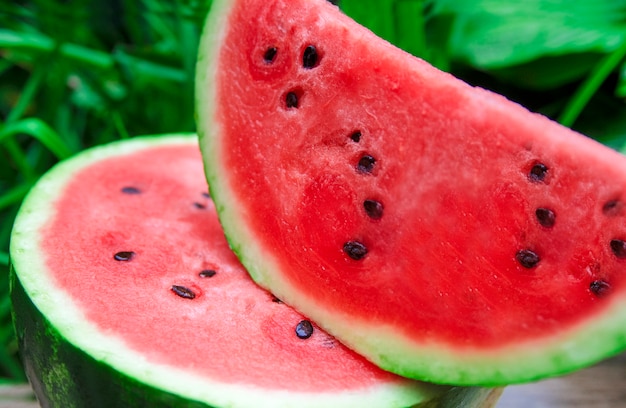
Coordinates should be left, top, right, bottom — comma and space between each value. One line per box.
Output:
2, 0, 626, 384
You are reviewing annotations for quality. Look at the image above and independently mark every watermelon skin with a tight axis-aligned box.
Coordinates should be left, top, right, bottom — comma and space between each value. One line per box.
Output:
9, 135, 501, 407
195, 0, 626, 386
11, 273, 210, 408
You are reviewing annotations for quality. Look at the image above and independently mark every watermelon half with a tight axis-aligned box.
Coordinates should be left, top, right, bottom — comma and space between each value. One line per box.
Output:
195, 0, 626, 386
9, 135, 502, 407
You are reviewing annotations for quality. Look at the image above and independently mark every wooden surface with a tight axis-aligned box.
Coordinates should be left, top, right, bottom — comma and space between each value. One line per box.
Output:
498, 352, 626, 407
0, 353, 624, 407
0, 384, 37, 408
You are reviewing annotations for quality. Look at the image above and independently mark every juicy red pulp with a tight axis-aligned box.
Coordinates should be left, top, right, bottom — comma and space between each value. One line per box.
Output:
214, 0, 626, 348
43, 144, 408, 391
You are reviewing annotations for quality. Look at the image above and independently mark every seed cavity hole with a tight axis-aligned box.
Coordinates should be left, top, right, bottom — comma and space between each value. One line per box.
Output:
590, 280, 611, 298
171, 285, 196, 299
364, 199, 384, 220
114, 251, 135, 261
121, 186, 141, 194
528, 163, 548, 183
356, 155, 376, 174
516, 249, 540, 268
302, 45, 319, 69
343, 241, 368, 260
350, 131, 362, 143
286, 92, 298, 108
603, 199, 623, 216
535, 208, 556, 228
610, 239, 626, 258
295, 320, 314, 339
284, 89, 303, 109
263, 47, 277, 63
199, 269, 217, 278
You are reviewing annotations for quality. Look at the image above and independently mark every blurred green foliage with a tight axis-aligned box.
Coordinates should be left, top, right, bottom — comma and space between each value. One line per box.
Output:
1, 0, 626, 383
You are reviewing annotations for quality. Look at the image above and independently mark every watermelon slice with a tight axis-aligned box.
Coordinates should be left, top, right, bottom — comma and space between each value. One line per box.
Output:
195, 0, 626, 386
9, 135, 501, 407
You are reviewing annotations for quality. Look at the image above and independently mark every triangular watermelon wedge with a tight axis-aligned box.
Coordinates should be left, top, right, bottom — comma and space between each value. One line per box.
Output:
195, 0, 626, 386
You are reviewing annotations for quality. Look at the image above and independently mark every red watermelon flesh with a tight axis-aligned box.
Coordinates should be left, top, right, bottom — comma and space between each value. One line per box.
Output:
10, 135, 502, 407
195, 0, 626, 386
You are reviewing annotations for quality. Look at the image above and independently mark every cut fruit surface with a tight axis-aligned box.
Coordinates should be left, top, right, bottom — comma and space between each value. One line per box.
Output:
9, 135, 500, 407
195, 0, 626, 385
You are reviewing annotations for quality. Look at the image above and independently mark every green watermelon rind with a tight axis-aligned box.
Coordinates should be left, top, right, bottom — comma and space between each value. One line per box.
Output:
10, 265, 212, 408
195, 0, 626, 386
13, 263, 502, 408
10, 134, 501, 407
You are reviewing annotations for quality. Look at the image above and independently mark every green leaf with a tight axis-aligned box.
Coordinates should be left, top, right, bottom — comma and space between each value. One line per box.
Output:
0, 183, 33, 213
434, 0, 626, 69
484, 53, 602, 90
340, 0, 398, 44
340, 0, 434, 61
0, 118, 74, 161
558, 39, 626, 127
0, 29, 114, 70
615, 62, 626, 98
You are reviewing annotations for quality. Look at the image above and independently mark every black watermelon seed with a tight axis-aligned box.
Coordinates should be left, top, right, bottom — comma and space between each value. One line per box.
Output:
295, 320, 314, 339
357, 155, 376, 173
263, 47, 277, 63
302, 45, 319, 69
590, 280, 611, 297
285, 92, 299, 108
121, 186, 141, 194
364, 199, 384, 219
114, 251, 135, 261
603, 199, 622, 216
202, 191, 211, 198
350, 131, 362, 143
610, 239, 626, 258
516, 249, 540, 268
535, 208, 556, 228
343, 241, 368, 260
528, 163, 548, 182
194, 202, 206, 209
271, 296, 283, 303
199, 269, 217, 278
171, 285, 196, 299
